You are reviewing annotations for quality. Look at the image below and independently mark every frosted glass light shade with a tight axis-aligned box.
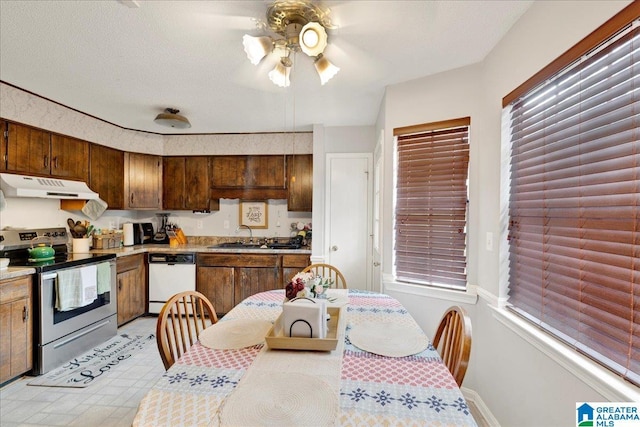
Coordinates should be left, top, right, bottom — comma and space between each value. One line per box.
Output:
314, 54, 339, 85
243, 34, 274, 65
268, 61, 291, 87
299, 22, 327, 57
154, 109, 191, 129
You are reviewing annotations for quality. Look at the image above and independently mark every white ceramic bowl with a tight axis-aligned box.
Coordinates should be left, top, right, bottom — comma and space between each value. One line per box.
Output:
0, 258, 9, 270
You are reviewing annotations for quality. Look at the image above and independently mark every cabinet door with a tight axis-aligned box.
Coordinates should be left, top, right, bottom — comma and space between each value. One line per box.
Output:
50, 134, 90, 181
90, 144, 124, 209
287, 154, 313, 212
184, 156, 211, 209
0, 276, 32, 384
210, 156, 244, 187
125, 152, 162, 209
117, 254, 146, 326
0, 119, 7, 172
282, 254, 311, 283
6, 122, 50, 175
246, 156, 286, 188
197, 266, 235, 316
162, 157, 186, 209
235, 265, 281, 304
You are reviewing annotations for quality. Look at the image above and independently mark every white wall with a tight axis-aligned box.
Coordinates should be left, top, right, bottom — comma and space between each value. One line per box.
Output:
379, 1, 635, 426
310, 125, 375, 261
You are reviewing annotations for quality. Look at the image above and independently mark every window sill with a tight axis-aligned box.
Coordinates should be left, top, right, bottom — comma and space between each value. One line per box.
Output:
487, 298, 640, 402
382, 276, 479, 305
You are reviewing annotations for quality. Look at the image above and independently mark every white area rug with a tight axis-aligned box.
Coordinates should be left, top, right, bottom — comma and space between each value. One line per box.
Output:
28, 333, 155, 388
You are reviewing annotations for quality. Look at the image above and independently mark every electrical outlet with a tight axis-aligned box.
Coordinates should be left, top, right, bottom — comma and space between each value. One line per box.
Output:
223, 220, 230, 229
196, 220, 203, 230
486, 232, 493, 252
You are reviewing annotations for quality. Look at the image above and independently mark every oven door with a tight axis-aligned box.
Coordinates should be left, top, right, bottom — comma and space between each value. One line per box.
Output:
36, 259, 118, 374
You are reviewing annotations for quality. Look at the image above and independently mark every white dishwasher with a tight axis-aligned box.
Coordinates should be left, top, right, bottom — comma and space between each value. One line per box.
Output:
148, 252, 196, 314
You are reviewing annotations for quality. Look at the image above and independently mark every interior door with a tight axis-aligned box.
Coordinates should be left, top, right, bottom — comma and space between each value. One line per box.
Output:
325, 153, 372, 291
372, 134, 384, 292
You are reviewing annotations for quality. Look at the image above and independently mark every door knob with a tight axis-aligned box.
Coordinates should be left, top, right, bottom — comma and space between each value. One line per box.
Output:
331, 245, 338, 251
373, 261, 380, 266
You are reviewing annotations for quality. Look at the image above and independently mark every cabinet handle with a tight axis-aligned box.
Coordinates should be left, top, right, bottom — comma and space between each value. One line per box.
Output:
44, 155, 49, 168
130, 193, 134, 204
118, 279, 122, 291
53, 156, 58, 168
23, 305, 29, 322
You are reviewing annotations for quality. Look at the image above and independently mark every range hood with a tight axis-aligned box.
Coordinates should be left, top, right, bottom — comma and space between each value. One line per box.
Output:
0, 173, 99, 200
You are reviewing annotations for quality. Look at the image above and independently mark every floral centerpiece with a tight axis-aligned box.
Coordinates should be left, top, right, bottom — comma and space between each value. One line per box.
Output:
285, 271, 334, 301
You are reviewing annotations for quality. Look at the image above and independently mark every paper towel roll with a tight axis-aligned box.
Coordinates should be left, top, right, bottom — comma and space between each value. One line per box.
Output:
123, 223, 134, 246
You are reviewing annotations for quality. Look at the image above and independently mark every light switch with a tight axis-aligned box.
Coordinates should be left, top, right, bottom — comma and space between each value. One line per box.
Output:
486, 232, 493, 252
223, 220, 229, 229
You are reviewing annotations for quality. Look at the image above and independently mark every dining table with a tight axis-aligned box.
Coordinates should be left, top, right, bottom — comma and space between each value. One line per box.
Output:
133, 289, 477, 426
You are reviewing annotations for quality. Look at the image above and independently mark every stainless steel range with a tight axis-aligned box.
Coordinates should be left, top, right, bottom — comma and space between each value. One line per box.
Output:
1, 227, 117, 375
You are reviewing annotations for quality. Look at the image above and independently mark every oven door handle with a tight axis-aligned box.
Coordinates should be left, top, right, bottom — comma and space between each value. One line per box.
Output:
42, 272, 58, 281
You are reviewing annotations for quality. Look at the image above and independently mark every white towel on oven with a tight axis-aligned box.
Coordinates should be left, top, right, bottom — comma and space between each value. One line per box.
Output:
55, 265, 97, 311
80, 265, 98, 305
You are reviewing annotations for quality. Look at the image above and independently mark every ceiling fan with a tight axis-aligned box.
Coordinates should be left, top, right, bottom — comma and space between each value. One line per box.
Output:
241, 0, 340, 87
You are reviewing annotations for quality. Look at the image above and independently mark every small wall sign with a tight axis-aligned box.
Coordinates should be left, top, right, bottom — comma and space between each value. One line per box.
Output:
239, 201, 268, 229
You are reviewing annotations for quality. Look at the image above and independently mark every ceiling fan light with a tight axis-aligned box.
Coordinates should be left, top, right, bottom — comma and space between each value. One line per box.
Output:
154, 108, 192, 129
268, 61, 291, 87
299, 22, 327, 57
314, 54, 339, 85
242, 34, 273, 65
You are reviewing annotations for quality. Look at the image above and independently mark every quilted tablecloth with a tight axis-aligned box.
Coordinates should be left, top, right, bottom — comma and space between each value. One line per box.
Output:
133, 289, 477, 426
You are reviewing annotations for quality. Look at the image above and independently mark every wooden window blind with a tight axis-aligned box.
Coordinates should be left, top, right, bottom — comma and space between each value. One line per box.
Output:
506, 7, 639, 385
394, 118, 470, 289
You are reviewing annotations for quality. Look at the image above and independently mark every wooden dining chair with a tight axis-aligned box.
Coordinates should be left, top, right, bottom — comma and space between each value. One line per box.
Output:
156, 290, 218, 370
432, 306, 472, 386
301, 263, 347, 289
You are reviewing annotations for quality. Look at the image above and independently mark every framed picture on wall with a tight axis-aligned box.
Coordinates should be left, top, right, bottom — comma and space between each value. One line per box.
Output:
239, 201, 268, 229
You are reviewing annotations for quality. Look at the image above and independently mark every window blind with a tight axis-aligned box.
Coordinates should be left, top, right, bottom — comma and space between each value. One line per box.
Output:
394, 119, 470, 289
506, 17, 639, 385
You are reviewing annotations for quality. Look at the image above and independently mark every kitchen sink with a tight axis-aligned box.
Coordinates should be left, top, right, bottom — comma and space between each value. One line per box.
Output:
208, 242, 301, 249
209, 242, 262, 248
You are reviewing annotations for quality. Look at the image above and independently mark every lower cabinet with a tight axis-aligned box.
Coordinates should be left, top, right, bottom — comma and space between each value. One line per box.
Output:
116, 254, 146, 326
197, 253, 309, 316
282, 254, 312, 283
0, 276, 33, 384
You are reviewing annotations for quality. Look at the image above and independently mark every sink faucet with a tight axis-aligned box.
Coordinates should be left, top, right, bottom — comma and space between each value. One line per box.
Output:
237, 225, 253, 243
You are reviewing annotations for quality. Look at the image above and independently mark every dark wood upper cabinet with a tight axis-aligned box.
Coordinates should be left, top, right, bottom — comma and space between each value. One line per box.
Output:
6, 121, 51, 176
50, 134, 90, 182
5, 122, 89, 181
287, 154, 313, 212
90, 144, 125, 209
163, 156, 216, 210
124, 152, 162, 209
0, 120, 7, 172
210, 155, 287, 200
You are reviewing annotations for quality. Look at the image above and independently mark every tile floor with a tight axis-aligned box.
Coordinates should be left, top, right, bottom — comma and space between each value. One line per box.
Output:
0, 316, 162, 427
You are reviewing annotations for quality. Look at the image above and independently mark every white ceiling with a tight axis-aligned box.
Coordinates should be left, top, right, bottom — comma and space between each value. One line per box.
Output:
0, 0, 532, 134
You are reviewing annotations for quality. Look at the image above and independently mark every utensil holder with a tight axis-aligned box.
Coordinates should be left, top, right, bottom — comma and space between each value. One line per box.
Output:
72, 238, 91, 253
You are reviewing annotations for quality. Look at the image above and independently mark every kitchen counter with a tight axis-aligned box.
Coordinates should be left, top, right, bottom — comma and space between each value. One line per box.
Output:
87, 244, 311, 257
0, 267, 36, 280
